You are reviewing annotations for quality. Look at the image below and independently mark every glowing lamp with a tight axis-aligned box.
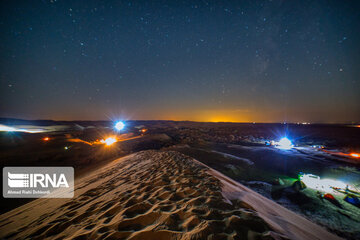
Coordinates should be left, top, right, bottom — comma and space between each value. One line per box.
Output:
43, 137, 50, 141
276, 137, 293, 150
115, 121, 125, 131
350, 153, 360, 158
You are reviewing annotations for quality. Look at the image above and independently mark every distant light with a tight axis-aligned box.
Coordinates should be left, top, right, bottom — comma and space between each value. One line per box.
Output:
276, 137, 293, 150
101, 137, 117, 146
0, 124, 44, 133
64, 146, 69, 150
114, 121, 125, 131
350, 153, 360, 158
0, 125, 17, 132
312, 145, 324, 149
43, 137, 50, 141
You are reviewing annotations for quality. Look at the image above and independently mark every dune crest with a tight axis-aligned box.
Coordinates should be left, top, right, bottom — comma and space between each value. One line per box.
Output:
0, 150, 340, 240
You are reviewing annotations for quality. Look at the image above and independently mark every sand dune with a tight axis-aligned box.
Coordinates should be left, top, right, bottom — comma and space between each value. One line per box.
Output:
0, 150, 341, 240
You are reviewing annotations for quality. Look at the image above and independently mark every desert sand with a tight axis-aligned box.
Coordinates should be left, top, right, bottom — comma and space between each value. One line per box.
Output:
0, 150, 342, 240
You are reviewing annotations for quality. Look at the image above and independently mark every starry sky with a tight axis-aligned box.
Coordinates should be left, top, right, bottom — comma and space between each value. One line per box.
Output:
0, 0, 359, 123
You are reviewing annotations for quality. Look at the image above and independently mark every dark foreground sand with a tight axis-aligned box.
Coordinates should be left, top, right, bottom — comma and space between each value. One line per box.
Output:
0, 150, 342, 240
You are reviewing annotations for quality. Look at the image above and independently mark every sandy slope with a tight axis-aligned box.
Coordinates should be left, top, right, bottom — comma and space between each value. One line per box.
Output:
0, 150, 341, 240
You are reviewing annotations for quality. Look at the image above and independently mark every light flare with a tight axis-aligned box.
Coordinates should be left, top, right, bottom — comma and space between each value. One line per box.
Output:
275, 137, 293, 150
115, 121, 125, 131
67, 135, 141, 146
100, 137, 117, 146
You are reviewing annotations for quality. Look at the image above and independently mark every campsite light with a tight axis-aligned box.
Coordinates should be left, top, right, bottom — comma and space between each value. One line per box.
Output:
276, 137, 293, 150
43, 137, 50, 141
101, 137, 117, 146
299, 174, 321, 189
299, 173, 347, 193
114, 121, 125, 131
350, 153, 360, 158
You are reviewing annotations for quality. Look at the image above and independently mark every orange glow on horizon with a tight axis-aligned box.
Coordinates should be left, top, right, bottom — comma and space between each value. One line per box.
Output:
205, 114, 248, 123
154, 108, 253, 123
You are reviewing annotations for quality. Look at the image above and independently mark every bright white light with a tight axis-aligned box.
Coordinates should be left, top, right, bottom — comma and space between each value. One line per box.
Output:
0, 124, 17, 132
114, 121, 125, 131
300, 174, 321, 189
276, 137, 293, 150
299, 173, 347, 193
0, 124, 44, 133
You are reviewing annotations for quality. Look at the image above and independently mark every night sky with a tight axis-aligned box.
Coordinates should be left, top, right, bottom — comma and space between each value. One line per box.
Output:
0, 0, 359, 123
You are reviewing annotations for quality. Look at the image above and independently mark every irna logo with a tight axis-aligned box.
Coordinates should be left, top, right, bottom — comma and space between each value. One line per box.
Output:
3, 167, 74, 198
8, 172, 69, 188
